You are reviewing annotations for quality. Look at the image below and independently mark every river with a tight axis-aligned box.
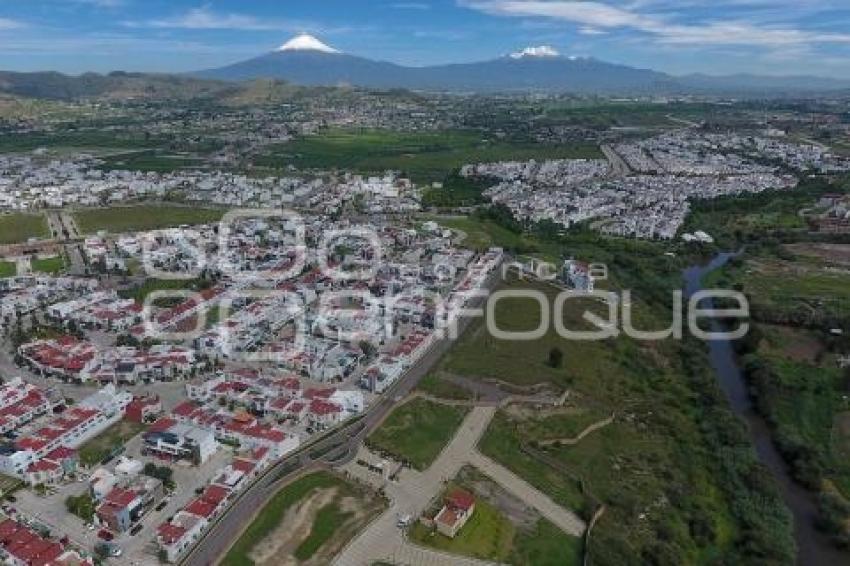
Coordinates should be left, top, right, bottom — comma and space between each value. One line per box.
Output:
683, 252, 847, 566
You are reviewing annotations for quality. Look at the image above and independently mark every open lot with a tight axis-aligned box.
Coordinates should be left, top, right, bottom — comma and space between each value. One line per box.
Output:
222, 470, 385, 566
367, 397, 469, 470
31, 255, 65, 274
0, 474, 22, 496
0, 212, 49, 245
0, 261, 16, 277
77, 419, 147, 467
73, 204, 227, 234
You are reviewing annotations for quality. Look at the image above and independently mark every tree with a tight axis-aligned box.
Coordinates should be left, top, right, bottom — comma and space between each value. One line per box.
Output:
547, 347, 564, 369
358, 340, 377, 360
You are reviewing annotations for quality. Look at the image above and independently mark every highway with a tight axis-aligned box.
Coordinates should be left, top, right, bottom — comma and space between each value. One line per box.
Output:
180, 266, 502, 566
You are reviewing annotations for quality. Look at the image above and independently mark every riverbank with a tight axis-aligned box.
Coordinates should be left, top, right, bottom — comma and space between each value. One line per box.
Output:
684, 252, 849, 565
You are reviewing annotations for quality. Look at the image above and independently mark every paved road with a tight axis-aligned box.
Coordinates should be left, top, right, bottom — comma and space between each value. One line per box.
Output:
334, 407, 498, 566
468, 451, 585, 537
334, 405, 585, 565
600, 144, 631, 177
180, 268, 503, 566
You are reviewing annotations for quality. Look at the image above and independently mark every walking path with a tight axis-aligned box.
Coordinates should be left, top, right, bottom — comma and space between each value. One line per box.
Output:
334, 405, 586, 565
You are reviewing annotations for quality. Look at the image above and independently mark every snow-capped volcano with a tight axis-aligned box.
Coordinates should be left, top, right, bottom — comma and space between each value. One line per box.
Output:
276, 34, 340, 54
509, 45, 560, 59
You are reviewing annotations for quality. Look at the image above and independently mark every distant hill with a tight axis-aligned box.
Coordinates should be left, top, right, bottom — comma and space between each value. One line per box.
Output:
0, 71, 231, 101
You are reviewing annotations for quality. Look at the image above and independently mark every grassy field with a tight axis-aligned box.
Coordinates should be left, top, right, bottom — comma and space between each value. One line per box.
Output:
73, 205, 226, 234
368, 397, 468, 470
0, 261, 16, 277
65, 493, 96, 522
255, 128, 601, 183
428, 273, 794, 564
511, 518, 583, 566
706, 245, 850, 328
293, 503, 353, 561
0, 130, 152, 154
0, 213, 49, 245
120, 278, 203, 303
96, 150, 205, 172
30, 255, 65, 274
416, 374, 475, 401
0, 474, 22, 497
221, 471, 385, 566
681, 176, 845, 248
78, 419, 146, 467
424, 215, 540, 255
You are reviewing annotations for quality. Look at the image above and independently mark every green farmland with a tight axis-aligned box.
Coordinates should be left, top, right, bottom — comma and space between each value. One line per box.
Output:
0, 213, 49, 244
73, 204, 227, 234
255, 128, 602, 183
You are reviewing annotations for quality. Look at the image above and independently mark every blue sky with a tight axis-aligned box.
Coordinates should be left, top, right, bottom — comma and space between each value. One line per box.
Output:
0, 1, 849, 77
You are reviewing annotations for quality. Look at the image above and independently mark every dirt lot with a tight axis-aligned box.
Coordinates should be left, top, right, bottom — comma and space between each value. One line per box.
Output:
785, 243, 850, 268
762, 324, 825, 364
248, 484, 384, 566
457, 466, 540, 531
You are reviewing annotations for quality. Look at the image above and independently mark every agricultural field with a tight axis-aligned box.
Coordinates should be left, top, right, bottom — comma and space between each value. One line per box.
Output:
368, 397, 468, 470
77, 420, 146, 467
540, 101, 721, 130
430, 275, 794, 564
255, 128, 602, 183
73, 204, 226, 234
0, 130, 152, 154
410, 467, 581, 564
96, 150, 205, 172
221, 471, 385, 566
0, 212, 49, 244
705, 244, 850, 327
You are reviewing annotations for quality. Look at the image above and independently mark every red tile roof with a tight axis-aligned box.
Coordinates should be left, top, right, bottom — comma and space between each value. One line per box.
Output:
184, 498, 216, 518
157, 523, 186, 544
446, 489, 475, 512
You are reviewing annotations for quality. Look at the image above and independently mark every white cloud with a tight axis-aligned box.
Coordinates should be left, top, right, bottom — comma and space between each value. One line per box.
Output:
0, 18, 26, 30
126, 7, 289, 31
392, 2, 432, 9
461, 0, 850, 47
69, 0, 127, 7
579, 26, 607, 36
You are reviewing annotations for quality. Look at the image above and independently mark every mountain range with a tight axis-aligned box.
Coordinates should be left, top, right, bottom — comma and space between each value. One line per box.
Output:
1, 34, 849, 101
194, 34, 850, 96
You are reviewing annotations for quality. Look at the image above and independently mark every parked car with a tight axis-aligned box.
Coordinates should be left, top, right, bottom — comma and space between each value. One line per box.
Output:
97, 529, 114, 541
